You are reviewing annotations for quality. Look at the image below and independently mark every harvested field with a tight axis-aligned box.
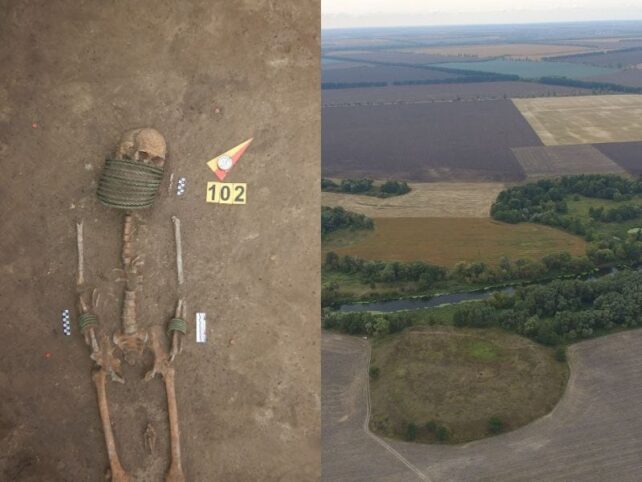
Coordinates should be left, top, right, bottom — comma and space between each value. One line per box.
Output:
555, 48, 642, 68
328, 218, 586, 267
322, 81, 592, 106
512, 95, 642, 145
400, 43, 594, 60
322, 100, 538, 182
594, 141, 642, 175
327, 50, 478, 65
585, 68, 642, 87
512, 144, 627, 179
322, 329, 642, 481
433, 59, 616, 79
369, 327, 568, 444
322, 64, 462, 84
321, 182, 505, 218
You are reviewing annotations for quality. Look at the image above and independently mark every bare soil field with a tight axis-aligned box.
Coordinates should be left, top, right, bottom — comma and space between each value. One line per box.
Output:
322, 64, 462, 84
370, 327, 568, 444
594, 141, 642, 175
322, 329, 642, 481
512, 144, 627, 179
321, 182, 505, 218
322, 81, 592, 106
554, 48, 642, 67
512, 95, 642, 145
327, 218, 586, 267
0, 2, 320, 481
400, 43, 594, 60
322, 100, 539, 182
585, 68, 642, 87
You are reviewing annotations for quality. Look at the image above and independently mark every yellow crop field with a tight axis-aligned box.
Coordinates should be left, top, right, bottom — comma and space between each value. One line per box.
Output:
400, 43, 594, 59
321, 182, 505, 218
328, 217, 586, 267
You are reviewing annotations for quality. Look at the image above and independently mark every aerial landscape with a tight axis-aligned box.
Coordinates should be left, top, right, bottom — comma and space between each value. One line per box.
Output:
321, 18, 642, 482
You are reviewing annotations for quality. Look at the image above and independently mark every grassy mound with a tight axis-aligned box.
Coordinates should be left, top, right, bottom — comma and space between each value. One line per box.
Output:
369, 326, 568, 444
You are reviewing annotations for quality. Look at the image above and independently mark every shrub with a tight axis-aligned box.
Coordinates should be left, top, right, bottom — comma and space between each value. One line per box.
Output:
555, 346, 567, 362
369, 366, 380, 380
488, 416, 504, 434
435, 425, 450, 442
404, 422, 418, 441
425, 420, 437, 432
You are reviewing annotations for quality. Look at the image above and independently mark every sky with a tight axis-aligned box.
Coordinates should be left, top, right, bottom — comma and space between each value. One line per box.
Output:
322, 0, 642, 29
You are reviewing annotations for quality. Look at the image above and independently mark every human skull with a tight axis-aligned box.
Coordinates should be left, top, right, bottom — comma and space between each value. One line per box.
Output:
114, 128, 167, 167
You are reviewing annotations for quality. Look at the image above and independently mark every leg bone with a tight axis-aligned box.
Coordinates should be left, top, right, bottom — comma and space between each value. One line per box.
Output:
93, 368, 131, 482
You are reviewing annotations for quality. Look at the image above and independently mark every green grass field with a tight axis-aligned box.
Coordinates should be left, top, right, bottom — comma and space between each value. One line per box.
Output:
566, 195, 642, 239
433, 59, 616, 79
369, 326, 569, 444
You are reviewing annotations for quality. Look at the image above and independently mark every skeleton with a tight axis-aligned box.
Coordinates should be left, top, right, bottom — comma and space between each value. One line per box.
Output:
77, 128, 187, 482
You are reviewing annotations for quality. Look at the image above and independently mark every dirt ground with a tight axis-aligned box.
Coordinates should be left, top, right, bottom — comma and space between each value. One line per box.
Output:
512, 144, 627, 179
0, 2, 319, 481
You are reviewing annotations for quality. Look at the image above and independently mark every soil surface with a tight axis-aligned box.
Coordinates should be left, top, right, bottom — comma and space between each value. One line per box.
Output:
0, 2, 320, 481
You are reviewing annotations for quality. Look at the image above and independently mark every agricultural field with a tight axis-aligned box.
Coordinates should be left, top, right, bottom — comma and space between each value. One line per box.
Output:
369, 327, 568, 444
399, 43, 595, 60
553, 48, 642, 68
512, 144, 628, 179
321, 182, 505, 218
586, 68, 642, 87
325, 217, 587, 267
322, 64, 462, 84
325, 50, 477, 65
594, 141, 642, 175
431, 59, 617, 79
322, 100, 538, 182
322, 81, 592, 105
321, 58, 368, 70
322, 330, 642, 482
512, 95, 642, 145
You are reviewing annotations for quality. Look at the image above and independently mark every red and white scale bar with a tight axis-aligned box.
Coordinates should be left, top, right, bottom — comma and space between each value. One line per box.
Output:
196, 312, 207, 343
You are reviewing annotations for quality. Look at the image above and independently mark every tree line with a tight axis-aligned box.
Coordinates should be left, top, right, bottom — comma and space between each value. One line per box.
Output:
455, 269, 642, 345
321, 206, 374, 236
323, 250, 594, 306
324, 269, 642, 345
589, 204, 642, 223
491, 175, 642, 265
322, 178, 410, 197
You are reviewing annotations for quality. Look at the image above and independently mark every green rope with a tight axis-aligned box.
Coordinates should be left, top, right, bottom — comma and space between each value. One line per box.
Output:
78, 312, 99, 331
97, 159, 164, 210
167, 318, 187, 335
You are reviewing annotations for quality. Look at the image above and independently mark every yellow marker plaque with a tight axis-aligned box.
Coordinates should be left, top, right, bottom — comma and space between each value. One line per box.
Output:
206, 182, 247, 205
